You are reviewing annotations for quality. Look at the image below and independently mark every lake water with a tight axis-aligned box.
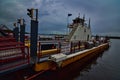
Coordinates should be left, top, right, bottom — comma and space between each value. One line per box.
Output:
74, 39, 120, 80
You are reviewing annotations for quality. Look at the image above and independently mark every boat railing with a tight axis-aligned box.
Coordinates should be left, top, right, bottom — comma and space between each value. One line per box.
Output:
37, 41, 85, 58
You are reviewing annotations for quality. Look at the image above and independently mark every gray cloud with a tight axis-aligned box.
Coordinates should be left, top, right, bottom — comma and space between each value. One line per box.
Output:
0, 0, 120, 35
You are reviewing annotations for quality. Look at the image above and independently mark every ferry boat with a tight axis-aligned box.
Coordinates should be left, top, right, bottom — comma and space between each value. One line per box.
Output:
0, 14, 109, 79
34, 16, 109, 72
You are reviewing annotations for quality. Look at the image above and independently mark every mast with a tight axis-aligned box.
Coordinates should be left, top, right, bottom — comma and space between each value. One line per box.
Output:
88, 18, 91, 28
83, 14, 85, 20
82, 14, 85, 26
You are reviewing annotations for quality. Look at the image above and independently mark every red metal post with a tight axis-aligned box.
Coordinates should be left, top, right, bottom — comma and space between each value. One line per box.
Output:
73, 42, 75, 52
26, 46, 30, 64
70, 42, 72, 53
78, 41, 81, 50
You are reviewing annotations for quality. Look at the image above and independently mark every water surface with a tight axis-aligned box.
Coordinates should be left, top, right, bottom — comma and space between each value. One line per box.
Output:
74, 39, 120, 80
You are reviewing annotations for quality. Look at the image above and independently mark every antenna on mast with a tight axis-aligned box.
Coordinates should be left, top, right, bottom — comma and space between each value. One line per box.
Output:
88, 18, 91, 28
83, 14, 85, 20
78, 13, 80, 18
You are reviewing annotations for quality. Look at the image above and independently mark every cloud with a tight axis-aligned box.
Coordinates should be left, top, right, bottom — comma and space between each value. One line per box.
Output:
0, 0, 120, 35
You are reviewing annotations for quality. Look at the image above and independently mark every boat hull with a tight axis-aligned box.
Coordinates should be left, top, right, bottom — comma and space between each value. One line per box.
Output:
35, 43, 109, 71
60, 43, 109, 67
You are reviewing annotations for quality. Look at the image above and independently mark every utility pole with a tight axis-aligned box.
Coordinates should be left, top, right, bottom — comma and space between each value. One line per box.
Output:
27, 8, 39, 63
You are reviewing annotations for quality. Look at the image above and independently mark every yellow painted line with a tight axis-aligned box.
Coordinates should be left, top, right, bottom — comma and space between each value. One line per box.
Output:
41, 49, 58, 55
61, 43, 109, 67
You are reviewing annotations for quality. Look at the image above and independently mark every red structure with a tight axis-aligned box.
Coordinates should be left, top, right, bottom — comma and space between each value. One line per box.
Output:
0, 36, 30, 74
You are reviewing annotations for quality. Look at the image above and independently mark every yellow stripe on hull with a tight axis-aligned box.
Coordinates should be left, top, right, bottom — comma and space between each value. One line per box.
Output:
61, 43, 109, 67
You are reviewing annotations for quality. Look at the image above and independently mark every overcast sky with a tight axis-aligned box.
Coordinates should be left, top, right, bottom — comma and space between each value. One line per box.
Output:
0, 0, 120, 36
